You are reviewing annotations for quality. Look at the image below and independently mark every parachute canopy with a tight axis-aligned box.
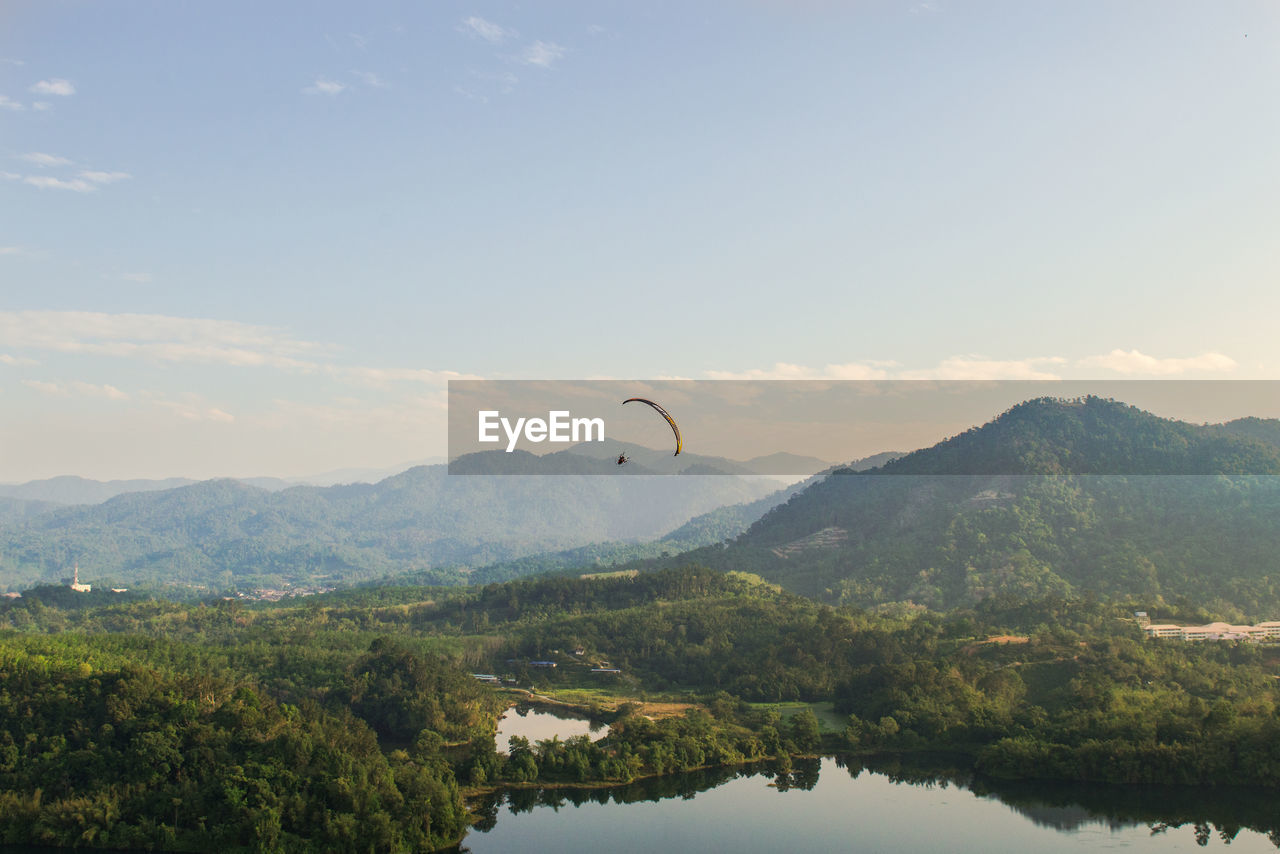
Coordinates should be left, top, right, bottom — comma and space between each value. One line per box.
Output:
622, 397, 682, 456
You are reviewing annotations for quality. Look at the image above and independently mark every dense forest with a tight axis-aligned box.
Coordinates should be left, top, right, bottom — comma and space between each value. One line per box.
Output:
2, 565, 1279, 850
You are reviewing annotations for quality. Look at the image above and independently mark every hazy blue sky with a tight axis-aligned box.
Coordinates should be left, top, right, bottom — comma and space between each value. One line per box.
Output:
3, 1, 1278, 479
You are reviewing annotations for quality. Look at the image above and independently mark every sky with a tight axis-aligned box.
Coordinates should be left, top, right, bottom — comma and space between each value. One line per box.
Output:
2, 1, 1279, 481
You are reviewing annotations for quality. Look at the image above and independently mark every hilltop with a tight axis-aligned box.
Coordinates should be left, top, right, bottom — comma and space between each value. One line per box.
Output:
655, 397, 1280, 616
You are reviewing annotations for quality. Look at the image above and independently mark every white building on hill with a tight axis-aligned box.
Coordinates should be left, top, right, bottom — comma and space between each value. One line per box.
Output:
1144, 620, 1280, 641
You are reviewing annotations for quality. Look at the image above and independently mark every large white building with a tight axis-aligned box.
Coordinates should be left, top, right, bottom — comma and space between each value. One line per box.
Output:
1144, 620, 1280, 641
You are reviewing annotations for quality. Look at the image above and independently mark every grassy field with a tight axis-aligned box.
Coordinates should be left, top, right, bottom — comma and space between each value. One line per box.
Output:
749, 701, 847, 733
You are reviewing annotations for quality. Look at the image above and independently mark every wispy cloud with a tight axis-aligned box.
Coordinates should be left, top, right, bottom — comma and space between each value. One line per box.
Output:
23, 379, 128, 400
519, 41, 566, 68
327, 365, 479, 388
303, 77, 346, 95
147, 392, 235, 422
0, 58, 24, 66
79, 170, 131, 184
712, 350, 1240, 382
12, 156, 131, 193
0, 354, 39, 366
18, 152, 72, 167
349, 32, 370, 50
1078, 349, 1236, 376
705, 362, 892, 380
460, 16, 516, 45
898, 356, 1067, 381
0, 246, 24, 257
29, 78, 74, 96
31, 101, 52, 111
0, 310, 328, 369
21, 379, 67, 397
453, 86, 489, 104
108, 272, 153, 283
24, 175, 96, 192
0, 95, 24, 111
350, 70, 386, 88
73, 381, 129, 400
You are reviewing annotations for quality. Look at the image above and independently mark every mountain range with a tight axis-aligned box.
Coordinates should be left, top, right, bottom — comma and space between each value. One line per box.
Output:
0, 461, 783, 593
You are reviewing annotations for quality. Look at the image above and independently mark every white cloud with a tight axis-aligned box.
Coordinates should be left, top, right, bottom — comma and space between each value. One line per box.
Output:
303, 77, 346, 95
0, 58, 24, 66
350, 32, 370, 50
705, 350, 1241, 383
520, 41, 566, 68
899, 356, 1067, 381
155, 399, 235, 422
31, 101, 52, 111
453, 86, 488, 104
72, 381, 129, 400
0, 172, 20, 180
24, 175, 96, 192
22, 379, 68, 397
79, 170, 131, 184
112, 272, 153, 283
0, 354, 39, 366
329, 365, 480, 388
705, 361, 892, 380
0, 246, 23, 256
25, 175, 96, 192
0, 310, 327, 369
0, 95, 24, 111
460, 16, 516, 44
29, 78, 74, 96
1078, 349, 1237, 376
351, 70, 386, 88
21, 379, 128, 400
19, 152, 72, 167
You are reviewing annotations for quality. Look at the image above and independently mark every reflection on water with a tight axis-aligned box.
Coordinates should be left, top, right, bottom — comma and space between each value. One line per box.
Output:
493, 705, 609, 753
449, 756, 1280, 853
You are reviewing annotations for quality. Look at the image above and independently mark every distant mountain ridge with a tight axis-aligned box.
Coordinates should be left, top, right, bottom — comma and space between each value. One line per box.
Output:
0, 461, 779, 592
0, 460, 443, 507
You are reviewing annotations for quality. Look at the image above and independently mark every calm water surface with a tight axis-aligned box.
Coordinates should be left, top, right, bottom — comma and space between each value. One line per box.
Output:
455, 757, 1279, 853
493, 706, 608, 752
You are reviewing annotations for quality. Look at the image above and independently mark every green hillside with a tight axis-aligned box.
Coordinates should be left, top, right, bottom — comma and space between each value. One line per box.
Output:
655, 398, 1280, 616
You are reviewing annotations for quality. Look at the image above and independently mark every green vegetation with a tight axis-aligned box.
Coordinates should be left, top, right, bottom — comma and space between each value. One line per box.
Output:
636, 399, 1280, 615
5, 563, 1276, 854
5, 399, 1280, 847
0, 633, 495, 851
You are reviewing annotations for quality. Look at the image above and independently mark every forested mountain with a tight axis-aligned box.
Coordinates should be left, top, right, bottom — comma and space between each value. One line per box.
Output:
0, 464, 778, 593
0, 497, 61, 527
655, 398, 1280, 616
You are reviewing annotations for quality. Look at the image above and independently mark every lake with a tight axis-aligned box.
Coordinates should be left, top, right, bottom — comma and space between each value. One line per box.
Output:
493, 704, 609, 752
452, 755, 1280, 853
